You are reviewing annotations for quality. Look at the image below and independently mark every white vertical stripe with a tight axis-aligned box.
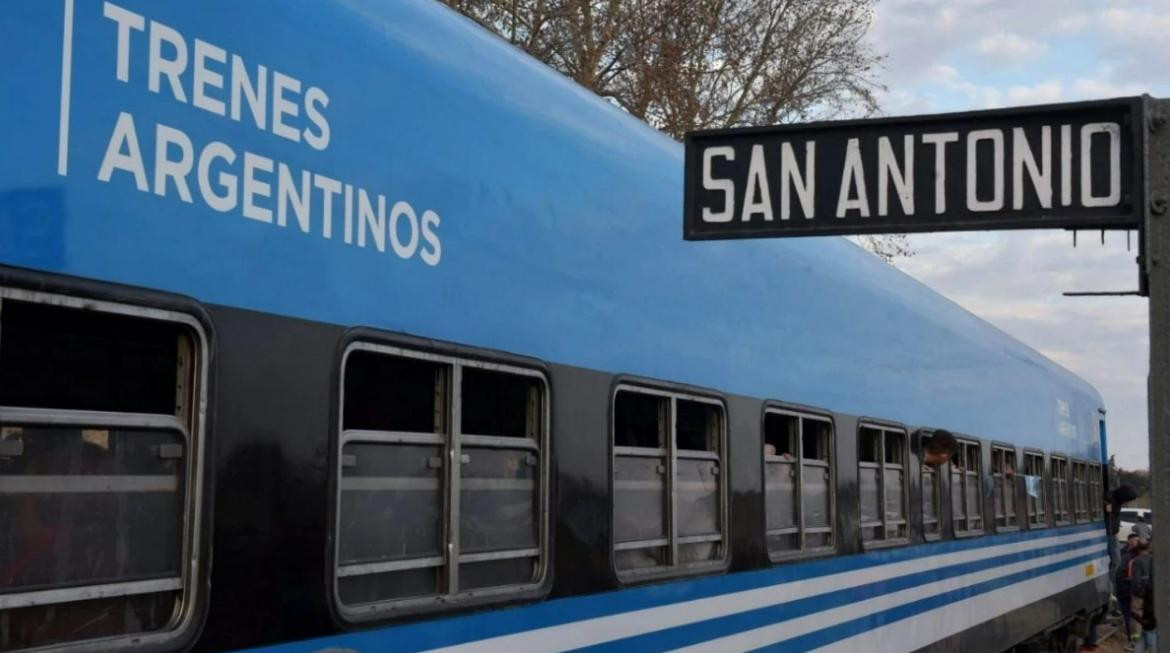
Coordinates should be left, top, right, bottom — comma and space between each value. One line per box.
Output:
57, 0, 75, 176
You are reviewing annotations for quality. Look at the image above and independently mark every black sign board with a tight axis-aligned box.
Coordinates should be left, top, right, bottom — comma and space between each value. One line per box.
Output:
683, 98, 1145, 240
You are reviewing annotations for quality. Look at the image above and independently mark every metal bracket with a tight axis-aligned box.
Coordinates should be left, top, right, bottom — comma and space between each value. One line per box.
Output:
1062, 290, 1143, 297
156, 443, 184, 460
1153, 195, 1168, 216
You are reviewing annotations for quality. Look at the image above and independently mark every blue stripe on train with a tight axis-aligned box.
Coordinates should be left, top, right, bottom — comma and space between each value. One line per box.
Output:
242, 524, 1105, 653
762, 550, 1104, 652
570, 541, 1104, 652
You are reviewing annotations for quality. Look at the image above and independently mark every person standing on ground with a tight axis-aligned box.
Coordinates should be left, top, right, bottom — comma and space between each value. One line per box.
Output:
1133, 514, 1153, 542
1106, 485, 1139, 573
1081, 484, 1141, 652
1118, 534, 1142, 643
1133, 542, 1156, 653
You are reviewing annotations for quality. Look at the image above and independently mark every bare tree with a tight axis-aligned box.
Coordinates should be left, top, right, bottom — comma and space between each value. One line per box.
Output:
855, 233, 912, 263
444, 0, 911, 261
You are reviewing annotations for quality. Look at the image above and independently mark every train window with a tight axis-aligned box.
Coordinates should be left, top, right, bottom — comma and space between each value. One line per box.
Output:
1051, 456, 1071, 524
614, 391, 665, 449
950, 440, 984, 536
858, 425, 908, 545
459, 368, 543, 590
335, 345, 547, 616
764, 409, 835, 558
613, 387, 725, 579
1024, 452, 1047, 528
0, 291, 206, 652
1071, 461, 1089, 522
343, 353, 446, 433
1088, 463, 1103, 520
800, 418, 834, 549
991, 446, 1018, 531
675, 399, 722, 565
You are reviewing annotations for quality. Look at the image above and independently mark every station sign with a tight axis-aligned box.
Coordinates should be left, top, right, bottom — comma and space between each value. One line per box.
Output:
683, 98, 1145, 240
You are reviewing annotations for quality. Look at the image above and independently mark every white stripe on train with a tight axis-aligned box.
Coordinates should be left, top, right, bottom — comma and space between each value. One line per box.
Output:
420, 530, 1104, 652
813, 555, 1108, 653
674, 546, 1105, 652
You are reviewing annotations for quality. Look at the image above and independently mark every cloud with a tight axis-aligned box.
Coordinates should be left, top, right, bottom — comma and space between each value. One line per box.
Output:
1071, 76, 1147, 100
928, 64, 1003, 108
871, 0, 1170, 93
1091, 8, 1170, 88
1053, 14, 1090, 34
976, 32, 1049, 65
1100, 8, 1170, 38
876, 88, 939, 117
872, 1, 1061, 86
866, 0, 1168, 471
897, 231, 1149, 469
1006, 81, 1063, 105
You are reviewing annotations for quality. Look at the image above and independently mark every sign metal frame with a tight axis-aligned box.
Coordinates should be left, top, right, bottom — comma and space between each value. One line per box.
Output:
684, 97, 1147, 241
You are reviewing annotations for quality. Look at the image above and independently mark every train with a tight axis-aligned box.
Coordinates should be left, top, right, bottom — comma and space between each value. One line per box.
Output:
0, 1, 1111, 652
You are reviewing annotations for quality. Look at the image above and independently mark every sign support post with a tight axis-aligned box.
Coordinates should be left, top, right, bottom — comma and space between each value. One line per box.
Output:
1143, 98, 1170, 649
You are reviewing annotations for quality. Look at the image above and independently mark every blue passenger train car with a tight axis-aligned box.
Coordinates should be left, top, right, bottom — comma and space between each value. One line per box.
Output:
0, 1, 1111, 652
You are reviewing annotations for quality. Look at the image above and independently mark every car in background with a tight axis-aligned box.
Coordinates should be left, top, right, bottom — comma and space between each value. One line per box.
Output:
1119, 509, 1153, 542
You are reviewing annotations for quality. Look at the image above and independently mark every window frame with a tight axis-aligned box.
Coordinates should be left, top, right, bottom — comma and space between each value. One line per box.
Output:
1071, 460, 1089, 523
1050, 455, 1072, 525
857, 421, 910, 548
1088, 462, 1104, 521
949, 438, 985, 538
918, 430, 944, 542
762, 404, 838, 561
0, 286, 210, 653
990, 443, 1020, 532
611, 382, 729, 583
1023, 450, 1048, 529
331, 340, 551, 622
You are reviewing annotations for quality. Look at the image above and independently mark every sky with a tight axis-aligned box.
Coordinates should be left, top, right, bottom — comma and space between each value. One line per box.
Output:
867, 0, 1170, 469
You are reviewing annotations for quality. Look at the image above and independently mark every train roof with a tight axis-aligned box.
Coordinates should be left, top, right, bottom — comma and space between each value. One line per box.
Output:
0, 0, 1103, 457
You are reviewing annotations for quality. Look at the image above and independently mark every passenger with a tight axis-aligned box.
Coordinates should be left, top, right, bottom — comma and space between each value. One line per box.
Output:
1105, 484, 1139, 573
921, 429, 958, 467
1133, 514, 1153, 542
1130, 540, 1153, 599
1134, 543, 1157, 653
763, 442, 797, 461
1117, 533, 1143, 642
1136, 582, 1157, 653
1000, 456, 1015, 478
